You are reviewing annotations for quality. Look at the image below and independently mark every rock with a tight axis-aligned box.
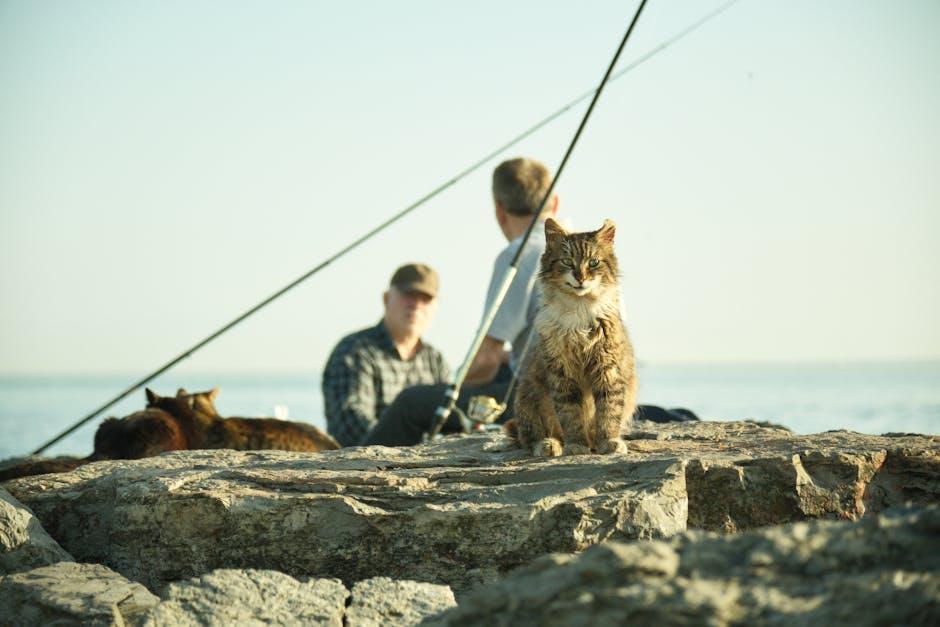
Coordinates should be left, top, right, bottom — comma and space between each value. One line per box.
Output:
0, 487, 73, 575
3, 422, 937, 594
0, 561, 159, 626
430, 505, 940, 626
627, 422, 939, 532
1, 562, 454, 627
137, 569, 347, 626
347, 577, 456, 626
2, 437, 685, 592
135, 571, 454, 627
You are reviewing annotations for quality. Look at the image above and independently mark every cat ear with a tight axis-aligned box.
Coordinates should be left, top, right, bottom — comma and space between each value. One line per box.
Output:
544, 218, 568, 242
596, 219, 616, 244
176, 388, 189, 398
145, 388, 159, 405
209, 387, 220, 401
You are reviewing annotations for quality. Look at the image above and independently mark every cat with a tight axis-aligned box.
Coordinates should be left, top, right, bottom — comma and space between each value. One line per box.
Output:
0, 456, 92, 482
0, 387, 339, 482
146, 387, 341, 452
94, 405, 196, 458
507, 218, 637, 457
0, 405, 192, 482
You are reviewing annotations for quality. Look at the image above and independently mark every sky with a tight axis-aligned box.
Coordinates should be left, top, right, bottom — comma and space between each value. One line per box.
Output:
1, 0, 938, 378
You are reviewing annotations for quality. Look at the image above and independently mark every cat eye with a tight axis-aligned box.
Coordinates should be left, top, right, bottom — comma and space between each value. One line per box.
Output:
560, 259, 574, 268
588, 259, 600, 269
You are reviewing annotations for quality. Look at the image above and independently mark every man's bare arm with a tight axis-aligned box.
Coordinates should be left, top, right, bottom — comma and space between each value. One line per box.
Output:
463, 336, 507, 386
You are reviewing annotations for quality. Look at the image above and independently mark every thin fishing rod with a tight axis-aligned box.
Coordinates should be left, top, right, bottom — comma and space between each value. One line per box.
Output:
428, 0, 651, 440
31, 0, 739, 456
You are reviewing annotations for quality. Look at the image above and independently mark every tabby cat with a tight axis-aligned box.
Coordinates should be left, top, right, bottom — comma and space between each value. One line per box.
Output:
509, 218, 637, 456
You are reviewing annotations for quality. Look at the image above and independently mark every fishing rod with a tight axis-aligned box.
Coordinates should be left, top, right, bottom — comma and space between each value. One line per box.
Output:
427, 0, 651, 439
31, 0, 741, 456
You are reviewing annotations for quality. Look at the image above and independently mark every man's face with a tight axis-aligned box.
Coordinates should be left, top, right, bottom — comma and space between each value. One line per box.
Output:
383, 286, 437, 339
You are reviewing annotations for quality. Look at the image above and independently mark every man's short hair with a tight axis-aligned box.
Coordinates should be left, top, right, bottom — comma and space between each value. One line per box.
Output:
492, 158, 552, 217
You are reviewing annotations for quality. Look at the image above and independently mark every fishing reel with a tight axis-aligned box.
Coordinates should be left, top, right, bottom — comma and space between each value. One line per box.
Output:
454, 395, 506, 433
466, 395, 506, 425
423, 395, 507, 442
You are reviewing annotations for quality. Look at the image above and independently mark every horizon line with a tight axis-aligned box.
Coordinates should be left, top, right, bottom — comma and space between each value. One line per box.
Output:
1, 357, 939, 379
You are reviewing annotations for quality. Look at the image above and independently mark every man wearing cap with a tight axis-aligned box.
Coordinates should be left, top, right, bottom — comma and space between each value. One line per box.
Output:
321, 263, 450, 447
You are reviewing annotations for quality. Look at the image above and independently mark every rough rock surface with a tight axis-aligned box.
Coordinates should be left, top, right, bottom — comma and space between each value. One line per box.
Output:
347, 577, 456, 626
2, 435, 685, 592
430, 505, 940, 626
0, 487, 73, 575
137, 569, 348, 626
0, 564, 456, 626
0, 561, 159, 626
135, 570, 454, 627
3, 422, 937, 594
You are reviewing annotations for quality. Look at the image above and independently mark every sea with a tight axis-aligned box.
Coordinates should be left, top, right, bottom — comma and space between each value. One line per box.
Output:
1, 361, 938, 460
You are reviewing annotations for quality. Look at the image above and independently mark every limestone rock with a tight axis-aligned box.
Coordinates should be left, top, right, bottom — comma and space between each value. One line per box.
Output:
134, 570, 454, 627
347, 577, 456, 626
137, 569, 347, 626
626, 422, 939, 532
0, 487, 73, 575
0, 561, 159, 626
3, 437, 685, 592
4, 422, 937, 594
431, 505, 940, 626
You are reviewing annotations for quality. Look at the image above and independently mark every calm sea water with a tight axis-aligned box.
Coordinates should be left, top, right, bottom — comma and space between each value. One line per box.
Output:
1, 362, 937, 460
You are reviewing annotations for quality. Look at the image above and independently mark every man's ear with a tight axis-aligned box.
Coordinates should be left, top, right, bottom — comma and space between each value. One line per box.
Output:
596, 219, 616, 245
383, 290, 390, 308
544, 217, 568, 242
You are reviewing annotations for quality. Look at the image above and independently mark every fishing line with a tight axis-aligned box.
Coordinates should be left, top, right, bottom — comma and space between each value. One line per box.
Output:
31, 0, 741, 456
427, 0, 651, 439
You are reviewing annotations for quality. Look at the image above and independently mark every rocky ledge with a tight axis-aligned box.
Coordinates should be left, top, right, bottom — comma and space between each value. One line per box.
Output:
0, 558, 456, 626
3, 421, 937, 597
431, 504, 940, 626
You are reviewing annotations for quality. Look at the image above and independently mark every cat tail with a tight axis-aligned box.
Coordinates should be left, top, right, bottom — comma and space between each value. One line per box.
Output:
0, 456, 93, 482
502, 418, 520, 445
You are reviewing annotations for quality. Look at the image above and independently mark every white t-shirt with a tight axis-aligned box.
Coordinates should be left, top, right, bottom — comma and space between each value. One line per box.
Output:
482, 220, 546, 371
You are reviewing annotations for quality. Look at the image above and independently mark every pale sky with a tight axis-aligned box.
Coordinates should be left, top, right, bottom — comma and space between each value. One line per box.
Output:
1, 0, 938, 377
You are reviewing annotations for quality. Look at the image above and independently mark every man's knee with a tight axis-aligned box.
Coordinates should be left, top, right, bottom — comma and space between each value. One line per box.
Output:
390, 384, 441, 418
396, 383, 442, 405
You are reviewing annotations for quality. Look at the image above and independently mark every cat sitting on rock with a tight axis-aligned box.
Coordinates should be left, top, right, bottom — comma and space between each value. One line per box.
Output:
506, 218, 636, 457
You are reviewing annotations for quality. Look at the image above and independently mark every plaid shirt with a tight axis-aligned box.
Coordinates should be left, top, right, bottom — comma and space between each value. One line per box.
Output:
322, 320, 450, 446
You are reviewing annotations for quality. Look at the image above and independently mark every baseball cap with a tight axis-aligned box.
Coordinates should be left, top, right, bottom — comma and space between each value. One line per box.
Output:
389, 263, 438, 298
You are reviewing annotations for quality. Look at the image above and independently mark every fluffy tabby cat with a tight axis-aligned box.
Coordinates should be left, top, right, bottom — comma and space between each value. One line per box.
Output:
508, 218, 637, 457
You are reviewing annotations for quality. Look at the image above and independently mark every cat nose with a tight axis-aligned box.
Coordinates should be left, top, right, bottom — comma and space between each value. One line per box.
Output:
572, 269, 584, 282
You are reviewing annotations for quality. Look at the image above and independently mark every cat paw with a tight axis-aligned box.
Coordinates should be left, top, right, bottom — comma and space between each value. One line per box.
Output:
597, 438, 627, 455
533, 438, 563, 457
562, 443, 591, 456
